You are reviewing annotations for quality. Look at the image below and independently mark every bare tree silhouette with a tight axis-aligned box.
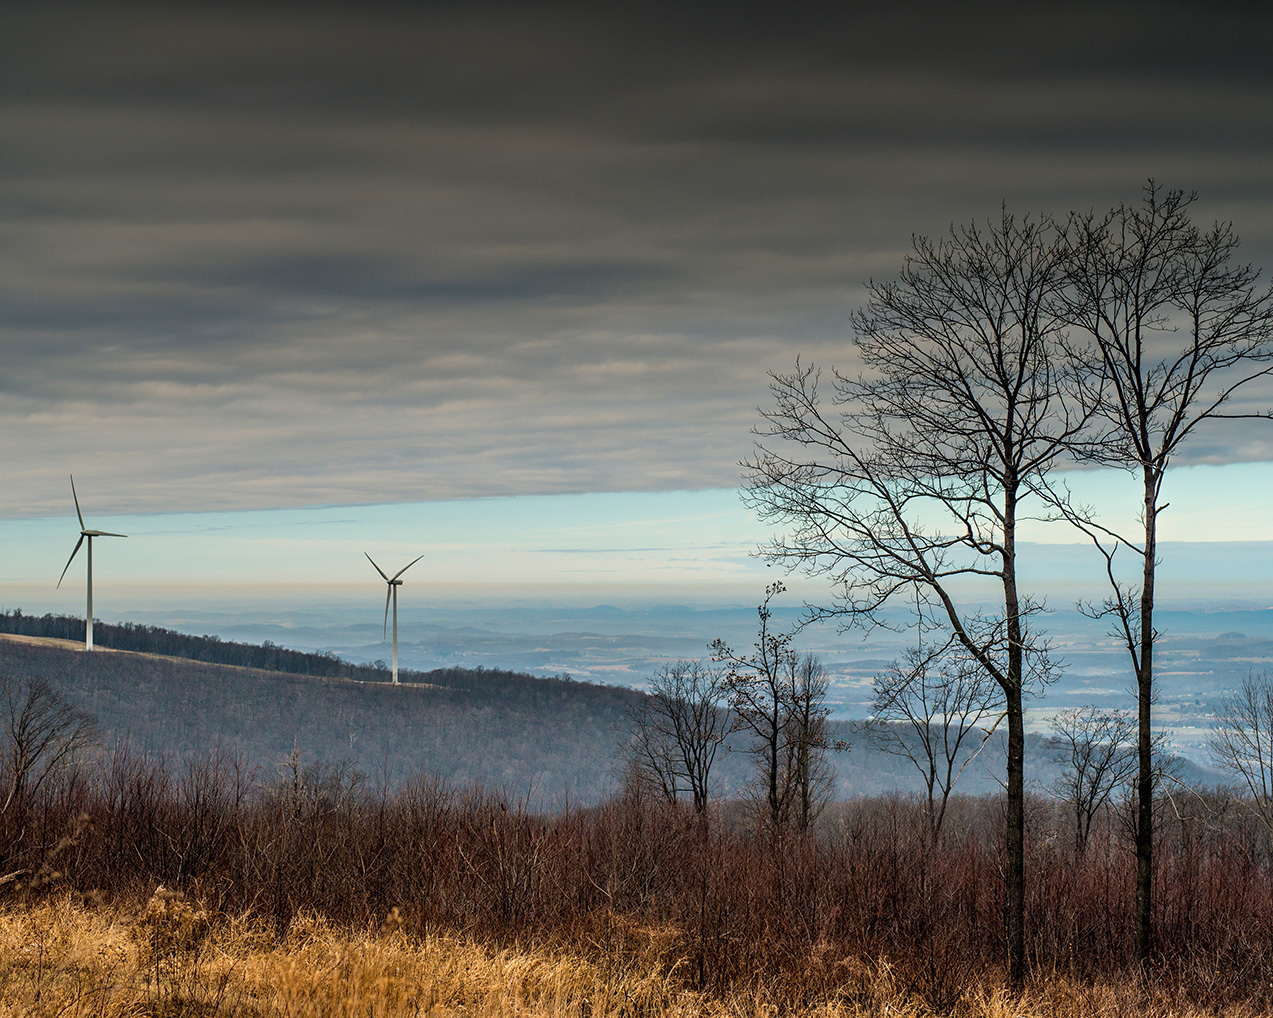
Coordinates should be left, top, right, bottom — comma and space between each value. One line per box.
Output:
1056, 183, 1273, 961
745, 211, 1075, 983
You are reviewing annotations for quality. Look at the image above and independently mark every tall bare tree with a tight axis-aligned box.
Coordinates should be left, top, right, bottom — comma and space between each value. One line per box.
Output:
869, 638, 1002, 838
745, 212, 1075, 983
1057, 183, 1273, 961
1047, 707, 1137, 856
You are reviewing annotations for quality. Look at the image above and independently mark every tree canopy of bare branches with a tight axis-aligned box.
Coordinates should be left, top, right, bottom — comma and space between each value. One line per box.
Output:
711, 583, 841, 834
745, 212, 1074, 983
869, 638, 1002, 838
1047, 707, 1137, 856
624, 660, 728, 813
1055, 182, 1273, 961
1208, 672, 1273, 839
0, 676, 96, 821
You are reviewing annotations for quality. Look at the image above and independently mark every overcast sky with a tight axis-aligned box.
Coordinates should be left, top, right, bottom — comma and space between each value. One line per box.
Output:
3, 0, 1273, 522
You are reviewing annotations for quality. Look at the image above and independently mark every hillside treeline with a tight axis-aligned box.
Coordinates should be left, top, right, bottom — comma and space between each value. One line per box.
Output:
0, 608, 648, 704
1, 740, 1270, 1013
0, 610, 645, 736
0, 609, 409, 682
0, 636, 645, 802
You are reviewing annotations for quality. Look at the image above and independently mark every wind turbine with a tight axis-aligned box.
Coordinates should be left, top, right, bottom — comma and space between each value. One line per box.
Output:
365, 553, 423, 684
57, 475, 127, 651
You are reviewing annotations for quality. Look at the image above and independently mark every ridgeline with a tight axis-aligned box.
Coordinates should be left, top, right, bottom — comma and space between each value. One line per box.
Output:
0, 610, 645, 804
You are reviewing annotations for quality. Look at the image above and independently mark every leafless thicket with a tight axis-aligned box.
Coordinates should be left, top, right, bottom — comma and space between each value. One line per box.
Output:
711, 583, 841, 834
3, 737, 1273, 1011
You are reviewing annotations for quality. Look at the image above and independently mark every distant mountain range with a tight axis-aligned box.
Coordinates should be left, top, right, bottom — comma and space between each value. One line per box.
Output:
0, 610, 1226, 805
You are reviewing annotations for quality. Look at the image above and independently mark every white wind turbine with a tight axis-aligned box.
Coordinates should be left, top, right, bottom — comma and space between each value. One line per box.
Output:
365, 553, 423, 684
57, 475, 127, 651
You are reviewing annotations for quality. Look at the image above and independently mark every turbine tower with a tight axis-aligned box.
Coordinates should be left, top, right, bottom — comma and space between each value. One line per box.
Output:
365, 553, 423, 684
57, 475, 127, 651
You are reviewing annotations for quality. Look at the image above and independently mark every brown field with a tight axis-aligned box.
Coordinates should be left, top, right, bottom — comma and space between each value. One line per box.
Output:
0, 892, 1263, 1018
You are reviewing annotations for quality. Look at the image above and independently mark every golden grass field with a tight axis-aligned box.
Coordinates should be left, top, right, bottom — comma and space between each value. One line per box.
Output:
0, 890, 1261, 1018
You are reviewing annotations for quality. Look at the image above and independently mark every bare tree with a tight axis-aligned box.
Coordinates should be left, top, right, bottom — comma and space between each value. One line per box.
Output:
1047, 707, 1137, 856
712, 583, 799, 834
625, 660, 728, 813
745, 212, 1074, 984
622, 696, 682, 806
1208, 672, 1273, 839
712, 591, 842, 834
783, 653, 840, 833
1056, 183, 1273, 961
0, 676, 96, 886
0, 676, 96, 820
869, 638, 1002, 838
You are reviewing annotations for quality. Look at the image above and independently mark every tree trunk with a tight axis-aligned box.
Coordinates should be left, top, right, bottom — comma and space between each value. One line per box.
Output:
1003, 478, 1026, 986
1005, 683, 1025, 986
768, 717, 782, 832
1135, 468, 1158, 964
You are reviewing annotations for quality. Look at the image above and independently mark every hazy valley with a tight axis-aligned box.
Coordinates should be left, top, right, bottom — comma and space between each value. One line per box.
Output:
50, 586, 1273, 762
0, 615, 1225, 804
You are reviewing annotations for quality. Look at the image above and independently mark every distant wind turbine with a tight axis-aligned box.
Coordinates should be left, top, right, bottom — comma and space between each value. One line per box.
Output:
57, 475, 127, 651
365, 553, 423, 684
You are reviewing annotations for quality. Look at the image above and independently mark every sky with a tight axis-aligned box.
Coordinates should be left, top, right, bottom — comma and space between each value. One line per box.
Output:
3, 1, 1273, 609
4, 465, 1273, 602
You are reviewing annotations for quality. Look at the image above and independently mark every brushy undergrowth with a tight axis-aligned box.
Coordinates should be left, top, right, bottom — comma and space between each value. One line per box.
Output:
0, 892, 1264, 1018
3, 742, 1273, 1014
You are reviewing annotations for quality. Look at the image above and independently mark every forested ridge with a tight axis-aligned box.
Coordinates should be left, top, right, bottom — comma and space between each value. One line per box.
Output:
0, 620, 647, 803
0, 607, 640, 701
2, 609, 430, 685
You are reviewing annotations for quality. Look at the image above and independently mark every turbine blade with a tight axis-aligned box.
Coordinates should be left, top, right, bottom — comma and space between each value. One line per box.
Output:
57, 535, 85, 588
365, 552, 390, 582
87, 530, 128, 538
391, 554, 425, 581
384, 586, 392, 639
70, 475, 85, 529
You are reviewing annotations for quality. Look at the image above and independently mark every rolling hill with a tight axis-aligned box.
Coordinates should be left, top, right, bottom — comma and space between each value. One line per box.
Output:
0, 628, 645, 803
0, 612, 1225, 805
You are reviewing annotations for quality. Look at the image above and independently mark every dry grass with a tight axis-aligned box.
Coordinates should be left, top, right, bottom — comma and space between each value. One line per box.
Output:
0, 893, 1263, 1018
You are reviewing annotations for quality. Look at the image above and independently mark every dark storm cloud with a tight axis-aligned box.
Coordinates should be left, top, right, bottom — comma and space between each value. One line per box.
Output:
2, 1, 1273, 514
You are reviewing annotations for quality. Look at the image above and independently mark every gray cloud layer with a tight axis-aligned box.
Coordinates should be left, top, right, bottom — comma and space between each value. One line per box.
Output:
3, 1, 1273, 514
